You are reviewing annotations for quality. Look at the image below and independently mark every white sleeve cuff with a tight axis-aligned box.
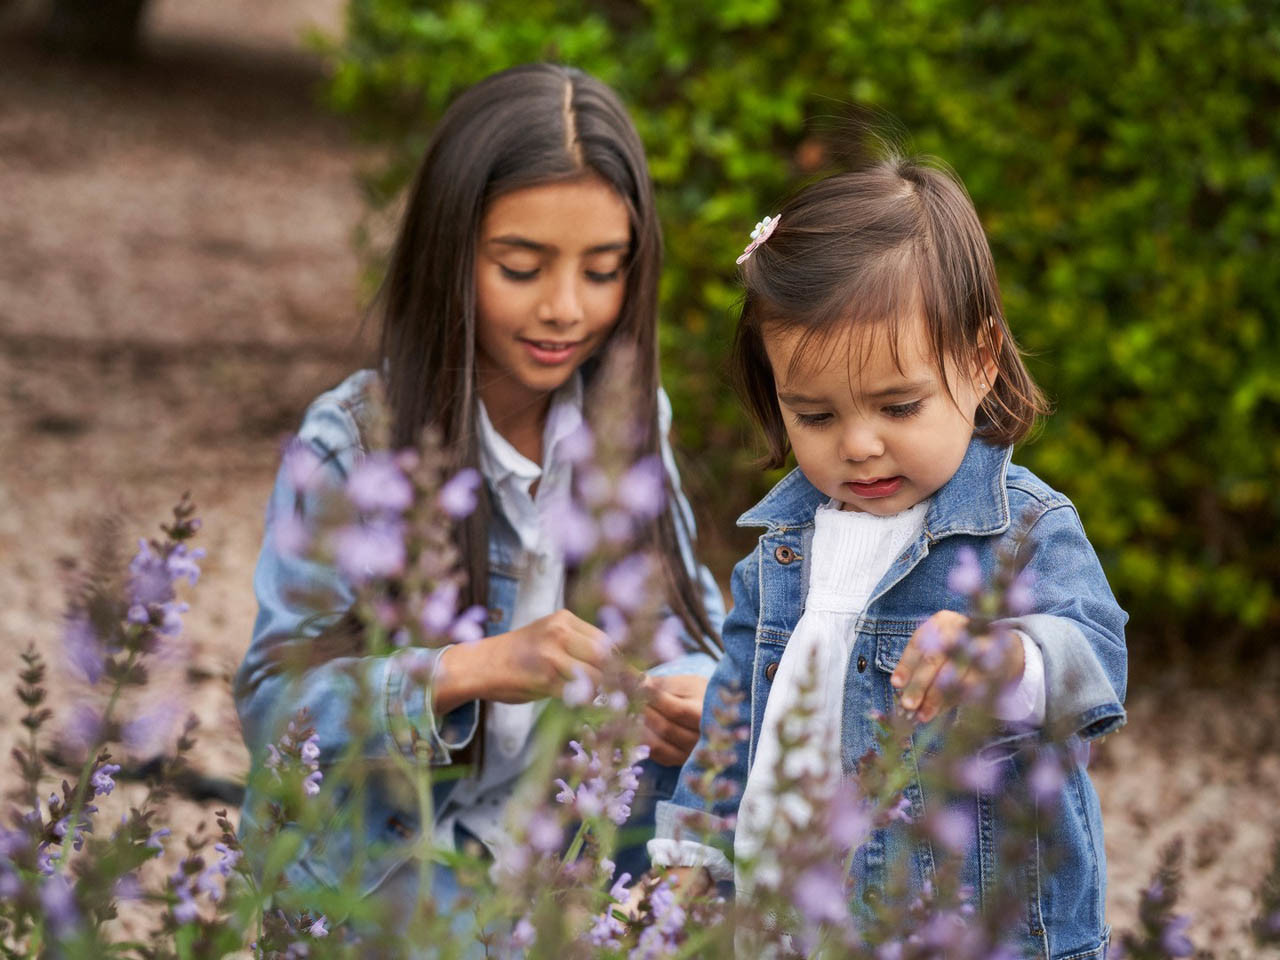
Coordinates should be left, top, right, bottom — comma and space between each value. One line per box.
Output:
994, 631, 1046, 726
646, 839, 734, 883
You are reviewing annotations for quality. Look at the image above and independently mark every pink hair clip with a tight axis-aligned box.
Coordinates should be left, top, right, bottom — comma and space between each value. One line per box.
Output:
736, 215, 780, 265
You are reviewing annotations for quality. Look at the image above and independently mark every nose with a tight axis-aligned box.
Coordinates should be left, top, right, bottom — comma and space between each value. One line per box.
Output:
537, 268, 585, 327
838, 421, 884, 462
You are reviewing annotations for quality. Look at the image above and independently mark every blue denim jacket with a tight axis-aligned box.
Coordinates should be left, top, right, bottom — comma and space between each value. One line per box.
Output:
657, 438, 1127, 960
234, 370, 724, 900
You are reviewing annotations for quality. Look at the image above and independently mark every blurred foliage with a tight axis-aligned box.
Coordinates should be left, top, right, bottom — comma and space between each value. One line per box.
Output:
317, 0, 1280, 650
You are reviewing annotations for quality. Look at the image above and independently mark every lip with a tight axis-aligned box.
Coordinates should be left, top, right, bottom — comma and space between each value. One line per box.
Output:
519, 337, 585, 365
844, 476, 904, 498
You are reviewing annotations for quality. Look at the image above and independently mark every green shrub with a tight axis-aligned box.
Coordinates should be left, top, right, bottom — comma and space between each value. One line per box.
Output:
318, 0, 1280, 650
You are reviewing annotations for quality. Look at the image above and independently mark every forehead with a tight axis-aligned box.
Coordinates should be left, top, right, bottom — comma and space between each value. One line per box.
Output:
481, 175, 630, 245
763, 312, 937, 390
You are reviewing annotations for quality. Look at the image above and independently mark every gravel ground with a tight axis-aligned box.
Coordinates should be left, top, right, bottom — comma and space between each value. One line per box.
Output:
1, 3, 1277, 953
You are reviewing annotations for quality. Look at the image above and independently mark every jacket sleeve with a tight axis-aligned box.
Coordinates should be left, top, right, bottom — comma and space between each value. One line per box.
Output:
995, 503, 1128, 742
233, 396, 477, 768
655, 387, 726, 664
648, 546, 758, 878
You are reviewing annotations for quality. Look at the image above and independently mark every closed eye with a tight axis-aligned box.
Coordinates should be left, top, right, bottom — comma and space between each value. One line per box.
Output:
792, 411, 834, 427
499, 265, 539, 282
884, 399, 924, 419
586, 268, 621, 283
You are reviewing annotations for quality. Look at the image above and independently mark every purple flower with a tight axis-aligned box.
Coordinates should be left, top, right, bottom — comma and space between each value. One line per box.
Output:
299, 735, 320, 765
129, 541, 173, 607
91, 763, 122, 797
651, 617, 683, 663
826, 784, 872, 850
545, 499, 598, 562
63, 616, 104, 686
303, 769, 323, 797
792, 864, 849, 926
309, 916, 329, 938
562, 666, 595, 708
146, 828, 171, 852
915, 620, 947, 656
511, 916, 536, 949
420, 581, 460, 635
65, 703, 104, 751
603, 554, 653, 613
332, 520, 405, 583
172, 886, 199, 924
1006, 568, 1036, 615
450, 605, 487, 644
347, 452, 413, 514
946, 546, 983, 596
617, 456, 666, 519
272, 511, 310, 557
123, 700, 181, 758
438, 468, 482, 519
608, 872, 633, 902
955, 755, 999, 793
930, 806, 973, 854
525, 810, 562, 854
40, 874, 78, 936
1160, 914, 1194, 956
282, 441, 323, 493
886, 794, 914, 823
559, 423, 595, 464
587, 911, 625, 949
600, 509, 633, 544
1029, 753, 1066, 803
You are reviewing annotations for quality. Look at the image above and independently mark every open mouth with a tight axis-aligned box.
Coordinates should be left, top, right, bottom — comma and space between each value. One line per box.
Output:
845, 476, 904, 498
520, 338, 584, 364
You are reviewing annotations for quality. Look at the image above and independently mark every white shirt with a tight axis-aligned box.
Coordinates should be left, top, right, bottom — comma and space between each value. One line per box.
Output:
432, 374, 584, 860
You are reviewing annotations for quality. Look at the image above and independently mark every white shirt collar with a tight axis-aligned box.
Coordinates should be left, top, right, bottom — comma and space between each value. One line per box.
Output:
475, 372, 584, 490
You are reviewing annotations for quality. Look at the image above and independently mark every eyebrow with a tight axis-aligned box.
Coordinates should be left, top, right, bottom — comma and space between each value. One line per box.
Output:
487, 236, 630, 255
777, 379, 934, 406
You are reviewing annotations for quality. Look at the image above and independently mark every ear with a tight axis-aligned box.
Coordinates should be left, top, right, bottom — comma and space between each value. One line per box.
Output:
974, 317, 1002, 395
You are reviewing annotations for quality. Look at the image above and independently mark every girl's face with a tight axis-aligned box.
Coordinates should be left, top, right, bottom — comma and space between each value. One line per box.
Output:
474, 175, 631, 418
764, 312, 995, 515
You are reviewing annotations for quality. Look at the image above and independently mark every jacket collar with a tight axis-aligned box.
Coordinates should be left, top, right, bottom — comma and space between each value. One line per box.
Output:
737, 437, 1013, 540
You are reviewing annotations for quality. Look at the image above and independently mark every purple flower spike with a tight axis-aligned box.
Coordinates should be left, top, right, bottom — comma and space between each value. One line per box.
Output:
40, 875, 78, 937
602, 554, 653, 613
1006, 568, 1037, 615
1160, 914, 1194, 957
347, 452, 413, 514
63, 616, 104, 686
91, 763, 122, 797
438, 467, 482, 519
333, 520, 406, 583
947, 546, 983, 596
792, 864, 849, 926
929, 806, 973, 854
282, 440, 323, 493
546, 499, 598, 562
420, 581, 460, 635
617, 456, 666, 519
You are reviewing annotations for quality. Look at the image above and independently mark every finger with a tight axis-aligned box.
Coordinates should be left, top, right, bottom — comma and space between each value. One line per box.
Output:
899, 654, 945, 713
645, 688, 704, 733
565, 622, 611, 668
646, 674, 708, 699
644, 706, 699, 754
641, 716, 694, 767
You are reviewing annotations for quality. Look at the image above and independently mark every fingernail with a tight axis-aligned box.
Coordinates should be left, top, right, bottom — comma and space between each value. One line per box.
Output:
890, 674, 903, 688
902, 695, 917, 709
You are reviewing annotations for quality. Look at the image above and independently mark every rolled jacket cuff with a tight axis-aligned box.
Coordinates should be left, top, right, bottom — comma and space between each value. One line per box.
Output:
386, 647, 480, 764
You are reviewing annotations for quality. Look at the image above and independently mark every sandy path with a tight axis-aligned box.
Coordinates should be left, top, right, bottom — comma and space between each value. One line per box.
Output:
1, 2, 1276, 954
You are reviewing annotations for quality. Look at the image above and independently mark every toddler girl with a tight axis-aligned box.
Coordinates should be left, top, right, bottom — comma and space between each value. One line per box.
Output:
650, 155, 1127, 959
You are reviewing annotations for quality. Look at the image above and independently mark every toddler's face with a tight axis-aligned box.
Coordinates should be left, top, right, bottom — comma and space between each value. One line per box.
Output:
764, 312, 993, 516
474, 175, 630, 418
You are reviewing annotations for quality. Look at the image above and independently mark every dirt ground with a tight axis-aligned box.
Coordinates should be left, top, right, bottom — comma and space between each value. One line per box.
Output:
1, 2, 1277, 954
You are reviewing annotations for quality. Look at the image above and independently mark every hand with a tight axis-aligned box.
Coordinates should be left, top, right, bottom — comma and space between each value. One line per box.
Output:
433, 609, 609, 712
639, 674, 708, 767
889, 611, 1025, 724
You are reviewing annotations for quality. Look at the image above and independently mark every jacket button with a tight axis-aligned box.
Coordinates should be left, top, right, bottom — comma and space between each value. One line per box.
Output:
773, 545, 796, 565
487, 607, 503, 623
856, 655, 867, 673
764, 661, 778, 681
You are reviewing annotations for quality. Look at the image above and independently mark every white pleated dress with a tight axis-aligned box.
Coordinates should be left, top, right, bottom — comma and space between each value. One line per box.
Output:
733, 500, 928, 893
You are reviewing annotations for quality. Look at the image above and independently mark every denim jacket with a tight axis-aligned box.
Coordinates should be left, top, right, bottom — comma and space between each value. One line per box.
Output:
234, 370, 724, 897
656, 438, 1127, 960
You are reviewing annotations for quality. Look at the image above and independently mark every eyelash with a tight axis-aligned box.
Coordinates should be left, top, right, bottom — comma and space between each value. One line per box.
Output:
791, 399, 925, 428
498, 266, 622, 284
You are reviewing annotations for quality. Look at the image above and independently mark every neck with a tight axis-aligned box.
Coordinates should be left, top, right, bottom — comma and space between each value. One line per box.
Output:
477, 368, 553, 465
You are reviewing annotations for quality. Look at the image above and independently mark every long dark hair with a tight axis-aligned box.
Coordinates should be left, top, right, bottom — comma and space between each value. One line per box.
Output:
326, 64, 719, 659
733, 153, 1049, 467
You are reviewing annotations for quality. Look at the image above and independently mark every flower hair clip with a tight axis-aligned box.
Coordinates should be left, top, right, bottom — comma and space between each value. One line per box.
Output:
736, 215, 780, 265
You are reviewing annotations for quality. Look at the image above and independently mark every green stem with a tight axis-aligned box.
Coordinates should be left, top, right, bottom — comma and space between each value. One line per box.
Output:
561, 821, 591, 867
55, 651, 136, 873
